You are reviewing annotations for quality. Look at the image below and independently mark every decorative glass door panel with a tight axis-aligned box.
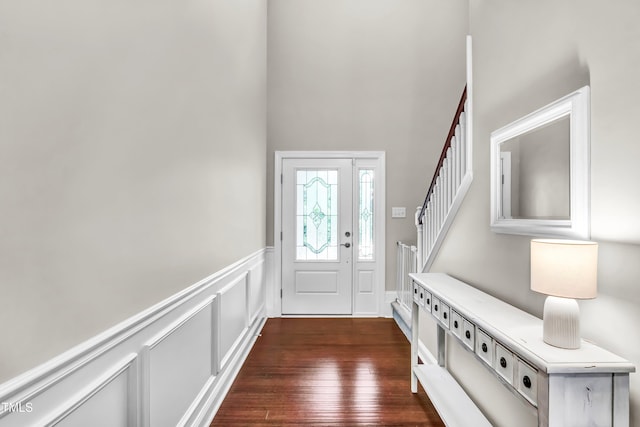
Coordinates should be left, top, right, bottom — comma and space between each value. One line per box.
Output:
296, 170, 339, 261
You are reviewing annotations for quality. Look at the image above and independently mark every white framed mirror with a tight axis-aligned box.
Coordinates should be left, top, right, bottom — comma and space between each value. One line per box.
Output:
490, 86, 590, 239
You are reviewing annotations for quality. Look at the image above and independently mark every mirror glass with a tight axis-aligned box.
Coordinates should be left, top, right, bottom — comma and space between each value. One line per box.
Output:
499, 115, 570, 220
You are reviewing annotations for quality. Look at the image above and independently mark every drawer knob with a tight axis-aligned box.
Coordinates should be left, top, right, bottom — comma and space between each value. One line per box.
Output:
465, 330, 471, 339
434, 305, 438, 312
481, 343, 488, 353
500, 357, 507, 368
523, 376, 532, 389
453, 320, 459, 329
443, 312, 448, 320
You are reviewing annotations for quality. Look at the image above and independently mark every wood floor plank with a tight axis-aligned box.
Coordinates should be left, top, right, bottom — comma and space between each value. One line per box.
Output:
211, 318, 444, 426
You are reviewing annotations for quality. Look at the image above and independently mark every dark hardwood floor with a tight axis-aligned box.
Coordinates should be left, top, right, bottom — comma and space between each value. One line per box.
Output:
211, 318, 444, 426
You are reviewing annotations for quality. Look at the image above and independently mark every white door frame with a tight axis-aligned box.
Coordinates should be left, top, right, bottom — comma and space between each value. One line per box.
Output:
272, 151, 386, 317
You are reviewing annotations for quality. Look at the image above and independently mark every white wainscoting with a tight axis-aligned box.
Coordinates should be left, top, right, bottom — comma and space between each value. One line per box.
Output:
0, 249, 269, 427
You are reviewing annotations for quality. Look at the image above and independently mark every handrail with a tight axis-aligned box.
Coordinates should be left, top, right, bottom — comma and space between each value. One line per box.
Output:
418, 86, 467, 224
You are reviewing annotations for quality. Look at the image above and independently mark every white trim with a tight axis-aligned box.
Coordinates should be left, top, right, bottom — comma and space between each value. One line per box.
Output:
178, 375, 215, 427
0, 248, 266, 404
217, 274, 250, 370
0, 250, 268, 427
420, 35, 474, 272
500, 151, 512, 218
383, 291, 397, 318
142, 296, 217, 353
43, 353, 138, 426
423, 174, 473, 272
264, 247, 277, 317
391, 298, 438, 365
418, 339, 438, 366
189, 317, 266, 427
466, 35, 473, 180
275, 151, 387, 160
217, 272, 249, 298
273, 151, 386, 317
490, 86, 591, 239
140, 296, 218, 427
247, 259, 267, 325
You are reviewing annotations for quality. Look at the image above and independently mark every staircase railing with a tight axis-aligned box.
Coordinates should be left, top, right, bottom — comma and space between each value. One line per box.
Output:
392, 36, 472, 334
416, 82, 473, 272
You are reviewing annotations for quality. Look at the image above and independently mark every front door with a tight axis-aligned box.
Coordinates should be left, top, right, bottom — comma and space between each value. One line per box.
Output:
281, 159, 353, 315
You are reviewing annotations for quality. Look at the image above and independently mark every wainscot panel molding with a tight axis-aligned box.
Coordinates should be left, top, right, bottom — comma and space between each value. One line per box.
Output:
0, 249, 268, 427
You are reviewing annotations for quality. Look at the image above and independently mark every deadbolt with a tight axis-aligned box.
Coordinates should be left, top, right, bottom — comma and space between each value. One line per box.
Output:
345, 231, 351, 237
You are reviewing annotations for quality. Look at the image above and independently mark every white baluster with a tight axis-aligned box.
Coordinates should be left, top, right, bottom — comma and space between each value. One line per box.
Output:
396, 242, 400, 301
430, 200, 435, 253
440, 171, 445, 228
454, 125, 461, 190
460, 110, 467, 175
437, 178, 442, 231
445, 150, 451, 211
429, 200, 434, 253
451, 136, 458, 194
424, 204, 433, 260
416, 207, 423, 272
423, 211, 428, 267
447, 147, 453, 208
433, 181, 439, 235
442, 162, 448, 220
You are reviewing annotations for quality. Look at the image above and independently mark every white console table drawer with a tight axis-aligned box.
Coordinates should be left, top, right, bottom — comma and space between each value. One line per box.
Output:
439, 301, 451, 329
418, 287, 426, 307
451, 310, 463, 339
462, 318, 475, 351
432, 297, 442, 321
475, 329, 493, 366
413, 282, 422, 305
516, 358, 538, 406
422, 289, 432, 312
494, 342, 515, 385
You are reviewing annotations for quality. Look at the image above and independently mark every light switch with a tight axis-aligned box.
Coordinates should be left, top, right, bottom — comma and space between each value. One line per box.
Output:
391, 207, 406, 218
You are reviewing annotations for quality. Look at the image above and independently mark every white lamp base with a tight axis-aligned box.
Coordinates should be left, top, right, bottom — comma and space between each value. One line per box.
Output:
542, 296, 581, 349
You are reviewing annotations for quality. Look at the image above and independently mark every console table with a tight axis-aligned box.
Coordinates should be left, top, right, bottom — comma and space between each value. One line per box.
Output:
409, 273, 635, 427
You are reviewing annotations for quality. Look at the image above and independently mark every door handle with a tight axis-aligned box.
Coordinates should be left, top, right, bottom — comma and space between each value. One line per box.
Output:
341, 242, 351, 248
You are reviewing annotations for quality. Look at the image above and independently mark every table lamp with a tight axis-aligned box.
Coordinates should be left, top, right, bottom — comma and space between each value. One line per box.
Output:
530, 239, 598, 349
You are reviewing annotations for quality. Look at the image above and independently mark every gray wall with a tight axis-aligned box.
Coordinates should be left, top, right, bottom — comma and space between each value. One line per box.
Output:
428, 0, 640, 425
267, 0, 469, 290
0, 0, 267, 382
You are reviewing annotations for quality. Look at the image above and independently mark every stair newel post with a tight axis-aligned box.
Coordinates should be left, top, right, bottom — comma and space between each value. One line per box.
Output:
415, 207, 424, 272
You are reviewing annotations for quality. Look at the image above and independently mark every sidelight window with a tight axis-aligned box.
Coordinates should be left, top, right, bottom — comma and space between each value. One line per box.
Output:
358, 169, 374, 260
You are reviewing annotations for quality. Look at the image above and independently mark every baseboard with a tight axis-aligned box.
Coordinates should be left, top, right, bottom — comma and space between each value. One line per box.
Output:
190, 316, 266, 427
390, 300, 437, 365
0, 249, 270, 427
382, 291, 396, 318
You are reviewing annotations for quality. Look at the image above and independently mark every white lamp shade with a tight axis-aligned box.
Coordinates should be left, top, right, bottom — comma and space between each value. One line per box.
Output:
530, 239, 598, 299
